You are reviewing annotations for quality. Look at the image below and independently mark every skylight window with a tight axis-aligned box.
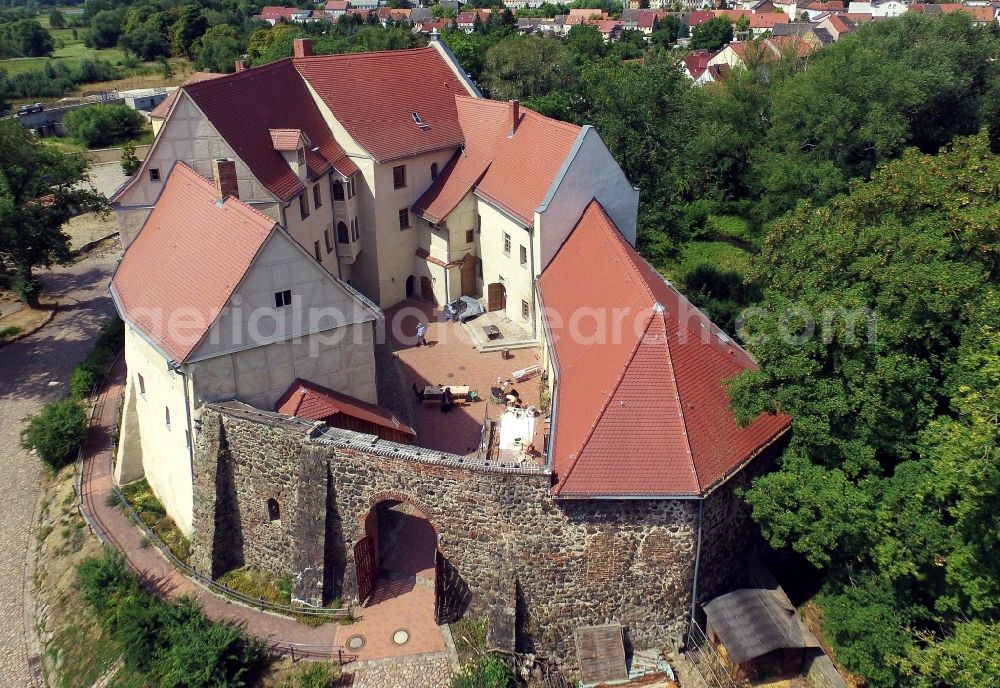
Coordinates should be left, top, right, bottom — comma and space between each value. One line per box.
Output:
412, 112, 423, 124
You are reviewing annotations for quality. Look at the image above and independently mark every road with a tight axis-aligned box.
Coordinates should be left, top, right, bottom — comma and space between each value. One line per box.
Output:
0, 250, 115, 687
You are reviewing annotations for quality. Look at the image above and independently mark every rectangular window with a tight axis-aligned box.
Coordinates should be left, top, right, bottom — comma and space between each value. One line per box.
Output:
325, 227, 333, 253
274, 290, 292, 308
137, 373, 145, 397
314, 240, 321, 261
503, 232, 511, 255
299, 192, 310, 220
296, 147, 305, 166
349, 176, 356, 197
398, 208, 410, 230
520, 245, 527, 266
393, 165, 406, 189
352, 217, 360, 241
477, 214, 482, 234
313, 183, 322, 209
165, 406, 171, 430
465, 229, 474, 244
149, 168, 160, 182
522, 299, 530, 320
185, 429, 191, 448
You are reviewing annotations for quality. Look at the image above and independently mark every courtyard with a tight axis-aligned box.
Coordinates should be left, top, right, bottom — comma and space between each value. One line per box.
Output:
383, 300, 546, 463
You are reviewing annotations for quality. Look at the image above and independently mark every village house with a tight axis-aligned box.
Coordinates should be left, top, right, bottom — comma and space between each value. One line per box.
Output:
325, 0, 350, 19
109, 42, 791, 666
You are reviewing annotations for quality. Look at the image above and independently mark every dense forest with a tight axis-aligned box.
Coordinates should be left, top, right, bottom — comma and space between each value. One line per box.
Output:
0, 3, 996, 686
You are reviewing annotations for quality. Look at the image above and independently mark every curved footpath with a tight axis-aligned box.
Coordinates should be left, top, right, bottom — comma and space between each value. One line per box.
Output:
79, 361, 457, 688
79, 359, 343, 657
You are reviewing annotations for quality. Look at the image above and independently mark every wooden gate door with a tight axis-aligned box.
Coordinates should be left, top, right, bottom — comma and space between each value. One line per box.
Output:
460, 256, 477, 297
435, 549, 445, 624
487, 282, 506, 312
420, 276, 435, 304
354, 536, 377, 606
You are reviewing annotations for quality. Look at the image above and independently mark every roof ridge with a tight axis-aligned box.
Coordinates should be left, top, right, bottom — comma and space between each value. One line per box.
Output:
292, 46, 435, 62
558, 308, 658, 493
655, 308, 702, 493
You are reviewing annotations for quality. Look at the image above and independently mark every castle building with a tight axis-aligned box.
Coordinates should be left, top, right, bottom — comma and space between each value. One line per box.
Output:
108, 42, 790, 662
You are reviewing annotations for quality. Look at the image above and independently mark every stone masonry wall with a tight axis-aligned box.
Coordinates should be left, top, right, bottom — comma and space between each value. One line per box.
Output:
192, 406, 772, 662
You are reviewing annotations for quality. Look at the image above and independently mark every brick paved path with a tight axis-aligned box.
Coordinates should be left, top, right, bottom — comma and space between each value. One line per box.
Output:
0, 254, 117, 688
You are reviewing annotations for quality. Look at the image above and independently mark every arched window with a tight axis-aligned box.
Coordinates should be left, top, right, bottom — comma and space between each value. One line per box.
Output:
332, 179, 345, 201
431, 162, 439, 180
267, 498, 280, 522
337, 221, 349, 243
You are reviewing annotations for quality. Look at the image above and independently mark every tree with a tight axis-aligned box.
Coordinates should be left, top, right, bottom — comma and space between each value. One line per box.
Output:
689, 16, 733, 51
0, 20, 55, 58
481, 35, 574, 101
63, 104, 146, 148
650, 15, 684, 48
0, 121, 105, 303
735, 14, 750, 39
432, 4, 457, 18
120, 141, 141, 176
565, 24, 605, 60
171, 3, 208, 58
20, 398, 87, 470
85, 8, 125, 49
49, 9, 65, 29
729, 133, 1000, 686
194, 25, 242, 73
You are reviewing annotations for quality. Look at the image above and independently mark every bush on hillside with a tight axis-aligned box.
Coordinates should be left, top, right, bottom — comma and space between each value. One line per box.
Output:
20, 397, 87, 469
78, 550, 263, 687
451, 655, 512, 688
70, 318, 124, 399
63, 104, 145, 148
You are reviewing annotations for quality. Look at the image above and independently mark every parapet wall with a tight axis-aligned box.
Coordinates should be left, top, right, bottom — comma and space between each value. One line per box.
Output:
191, 403, 773, 660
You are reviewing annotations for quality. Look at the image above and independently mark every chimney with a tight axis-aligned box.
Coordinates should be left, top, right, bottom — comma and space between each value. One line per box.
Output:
234, 59, 247, 73
508, 99, 520, 137
293, 38, 314, 58
212, 158, 239, 200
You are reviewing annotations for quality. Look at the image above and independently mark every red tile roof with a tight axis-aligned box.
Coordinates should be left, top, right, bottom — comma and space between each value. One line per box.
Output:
260, 5, 309, 19
714, 9, 789, 28
325, 0, 349, 9
150, 71, 224, 120
688, 10, 715, 25
413, 97, 581, 227
539, 201, 790, 497
270, 128, 303, 151
292, 48, 468, 163
276, 378, 416, 437
182, 59, 358, 202
683, 50, 714, 79
111, 163, 277, 362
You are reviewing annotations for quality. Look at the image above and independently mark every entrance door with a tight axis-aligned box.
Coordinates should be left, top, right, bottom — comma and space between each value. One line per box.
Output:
487, 282, 506, 312
405, 275, 416, 298
354, 536, 377, 605
460, 255, 477, 297
420, 276, 435, 304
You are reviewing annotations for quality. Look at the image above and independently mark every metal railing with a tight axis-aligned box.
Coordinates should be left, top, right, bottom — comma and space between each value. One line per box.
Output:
72, 351, 356, 662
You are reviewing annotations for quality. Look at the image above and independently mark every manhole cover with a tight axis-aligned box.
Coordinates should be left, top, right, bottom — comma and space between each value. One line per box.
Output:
392, 629, 410, 645
347, 635, 365, 650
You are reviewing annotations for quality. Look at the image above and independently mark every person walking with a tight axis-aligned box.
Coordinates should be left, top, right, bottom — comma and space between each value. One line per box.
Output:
415, 321, 427, 347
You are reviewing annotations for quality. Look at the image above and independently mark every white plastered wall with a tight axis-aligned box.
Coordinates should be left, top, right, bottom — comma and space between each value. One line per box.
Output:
478, 200, 535, 327
122, 323, 195, 535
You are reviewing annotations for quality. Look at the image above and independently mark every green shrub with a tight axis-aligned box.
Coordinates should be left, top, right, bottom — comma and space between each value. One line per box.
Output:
20, 397, 87, 469
0, 325, 22, 339
282, 662, 341, 688
77, 551, 263, 687
70, 365, 98, 399
121, 141, 141, 176
63, 104, 146, 148
451, 655, 511, 688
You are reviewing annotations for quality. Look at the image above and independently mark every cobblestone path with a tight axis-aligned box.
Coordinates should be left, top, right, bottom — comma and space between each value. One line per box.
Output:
0, 253, 116, 688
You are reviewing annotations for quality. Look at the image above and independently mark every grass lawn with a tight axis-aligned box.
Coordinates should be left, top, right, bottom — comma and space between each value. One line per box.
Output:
0, 44, 127, 77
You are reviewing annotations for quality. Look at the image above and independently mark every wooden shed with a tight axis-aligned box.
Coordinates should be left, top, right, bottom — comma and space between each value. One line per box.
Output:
703, 588, 819, 681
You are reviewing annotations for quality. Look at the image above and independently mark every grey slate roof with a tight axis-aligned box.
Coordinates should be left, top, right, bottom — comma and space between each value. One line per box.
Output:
703, 588, 820, 666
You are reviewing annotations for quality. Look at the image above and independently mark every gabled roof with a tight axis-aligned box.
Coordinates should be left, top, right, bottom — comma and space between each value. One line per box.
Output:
539, 201, 790, 497
413, 97, 581, 227
111, 163, 277, 362
183, 59, 357, 202
149, 71, 224, 120
277, 378, 416, 437
683, 50, 714, 79
260, 5, 310, 19
270, 128, 304, 151
704, 589, 820, 666
291, 48, 468, 163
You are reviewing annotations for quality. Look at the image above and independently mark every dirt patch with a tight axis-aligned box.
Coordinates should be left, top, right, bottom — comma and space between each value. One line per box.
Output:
34, 467, 132, 688
0, 298, 56, 345
64, 212, 119, 252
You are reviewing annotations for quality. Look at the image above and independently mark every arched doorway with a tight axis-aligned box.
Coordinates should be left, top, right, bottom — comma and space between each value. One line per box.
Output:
355, 496, 438, 608
405, 275, 416, 298
487, 282, 506, 312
